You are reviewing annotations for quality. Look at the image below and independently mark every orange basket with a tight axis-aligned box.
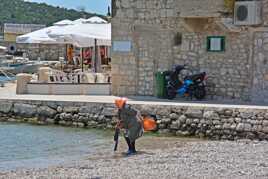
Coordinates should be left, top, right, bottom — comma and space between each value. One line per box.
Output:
143, 117, 157, 131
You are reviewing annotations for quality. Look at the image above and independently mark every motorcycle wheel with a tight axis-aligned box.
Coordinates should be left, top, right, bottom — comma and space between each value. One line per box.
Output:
193, 85, 206, 100
167, 86, 177, 100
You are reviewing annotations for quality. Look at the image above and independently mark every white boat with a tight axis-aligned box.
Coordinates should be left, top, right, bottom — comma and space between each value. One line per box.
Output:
0, 56, 44, 75
0, 63, 42, 75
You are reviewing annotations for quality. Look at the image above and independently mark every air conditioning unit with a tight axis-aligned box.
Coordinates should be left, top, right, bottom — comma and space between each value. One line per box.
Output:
234, 1, 262, 26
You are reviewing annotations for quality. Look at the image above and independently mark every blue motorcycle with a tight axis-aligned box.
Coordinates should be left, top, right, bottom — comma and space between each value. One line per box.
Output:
166, 65, 207, 100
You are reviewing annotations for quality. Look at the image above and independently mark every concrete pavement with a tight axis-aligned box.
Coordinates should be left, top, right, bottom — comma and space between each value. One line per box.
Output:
1, 83, 268, 109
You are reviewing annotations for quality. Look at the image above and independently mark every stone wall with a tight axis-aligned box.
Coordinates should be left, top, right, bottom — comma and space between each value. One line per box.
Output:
175, 0, 226, 17
111, 21, 137, 95
111, 0, 179, 96
251, 31, 268, 103
262, 0, 268, 26
111, 0, 236, 97
174, 30, 251, 100
17, 43, 66, 61
111, 0, 268, 102
0, 42, 66, 61
0, 99, 268, 141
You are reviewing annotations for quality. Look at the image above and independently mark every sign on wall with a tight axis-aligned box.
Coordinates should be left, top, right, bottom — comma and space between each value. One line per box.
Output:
112, 41, 132, 52
207, 36, 225, 52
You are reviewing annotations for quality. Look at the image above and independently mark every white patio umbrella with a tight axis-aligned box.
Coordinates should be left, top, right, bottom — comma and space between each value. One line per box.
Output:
17, 17, 111, 46
84, 16, 108, 24
16, 18, 111, 72
16, 26, 65, 44
48, 21, 111, 72
73, 18, 87, 24
53, 19, 74, 26
47, 23, 111, 47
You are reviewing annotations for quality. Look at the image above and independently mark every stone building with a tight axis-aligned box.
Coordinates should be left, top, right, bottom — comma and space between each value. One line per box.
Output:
111, 0, 268, 103
1, 23, 66, 61
3, 23, 46, 42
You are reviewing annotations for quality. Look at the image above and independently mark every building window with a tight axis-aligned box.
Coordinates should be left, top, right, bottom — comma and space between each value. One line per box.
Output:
207, 36, 225, 52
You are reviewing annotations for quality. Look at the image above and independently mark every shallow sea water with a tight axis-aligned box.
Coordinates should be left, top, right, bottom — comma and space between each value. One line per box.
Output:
0, 122, 112, 171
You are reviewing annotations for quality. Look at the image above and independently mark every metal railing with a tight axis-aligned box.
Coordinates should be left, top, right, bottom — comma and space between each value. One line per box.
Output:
0, 69, 16, 87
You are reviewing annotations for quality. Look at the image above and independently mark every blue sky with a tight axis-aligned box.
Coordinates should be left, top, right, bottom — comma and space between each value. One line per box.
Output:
25, 0, 111, 15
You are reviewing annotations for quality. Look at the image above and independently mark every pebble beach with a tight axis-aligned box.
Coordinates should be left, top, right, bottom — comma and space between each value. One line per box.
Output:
1, 137, 268, 179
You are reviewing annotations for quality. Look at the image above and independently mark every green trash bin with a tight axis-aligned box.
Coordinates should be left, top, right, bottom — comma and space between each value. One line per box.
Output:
155, 72, 166, 98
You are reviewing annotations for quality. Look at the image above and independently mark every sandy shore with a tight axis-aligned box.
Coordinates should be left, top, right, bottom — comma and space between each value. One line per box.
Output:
1, 136, 268, 179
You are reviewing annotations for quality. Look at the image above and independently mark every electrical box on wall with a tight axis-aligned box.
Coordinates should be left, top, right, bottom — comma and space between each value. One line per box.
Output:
234, 1, 262, 26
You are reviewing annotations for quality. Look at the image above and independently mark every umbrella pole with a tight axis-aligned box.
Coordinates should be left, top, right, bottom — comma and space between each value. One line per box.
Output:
64, 44, 68, 71
81, 48, 84, 72
94, 39, 97, 73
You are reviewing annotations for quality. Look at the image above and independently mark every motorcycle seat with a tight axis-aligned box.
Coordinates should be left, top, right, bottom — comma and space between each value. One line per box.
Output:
185, 72, 206, 81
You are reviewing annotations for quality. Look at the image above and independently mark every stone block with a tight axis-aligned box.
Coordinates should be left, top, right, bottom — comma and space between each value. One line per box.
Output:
156, 107, 171, 116
178, 115, 187, 123
169, 113, 178, 120
59, 113, 73, 121
203, 111, 219, 120
102, 107, 117, 117
263, 127, 268, 133
57, 106, 63, 113
13, 103, 37, 117
245, 123, 252, 132
263, 120, 268, 126
239, 110, 255, 119
63, 106, 79, 113
236, 123, 245, 131
162, 118, 171, 124
235, 118, 242, 123
79, 105, 103, 114
170, 121, 180, 130
193, 118, 200, 123
226, 118, 234, 123
0, 102, 13, 113
185, 108, 203, 118
212, 120, 221, 125
37, 106, 57, 118
186, 118, 193, 125
230, 124, 237, 130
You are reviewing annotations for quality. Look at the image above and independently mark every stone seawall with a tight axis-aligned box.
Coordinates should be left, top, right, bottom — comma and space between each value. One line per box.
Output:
0, 99, 268, 140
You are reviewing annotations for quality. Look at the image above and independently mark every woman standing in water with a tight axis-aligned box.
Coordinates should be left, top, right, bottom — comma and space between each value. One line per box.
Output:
114, 98, 144, 155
